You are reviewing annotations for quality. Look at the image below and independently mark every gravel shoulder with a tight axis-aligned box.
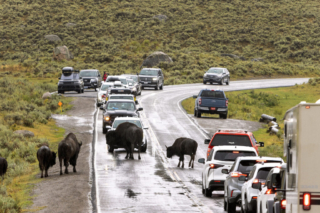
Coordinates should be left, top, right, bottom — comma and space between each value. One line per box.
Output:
27, 97, 95, 213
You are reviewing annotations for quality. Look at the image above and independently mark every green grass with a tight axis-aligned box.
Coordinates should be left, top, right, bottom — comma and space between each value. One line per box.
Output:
1, 0, 320, 83
181, 78, 320, 158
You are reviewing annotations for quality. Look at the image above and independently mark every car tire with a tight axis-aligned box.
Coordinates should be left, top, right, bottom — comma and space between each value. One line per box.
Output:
202, 178, 205, 195
224, 199, 227, 211
95, 87, 97, 91
141, 142, 147, 152
219, 78, 223, 85
226, 77, 230, 85
194, 109, 196, 117
103, 125, 107, 134
78, 89, 81, 93
58, 90, 62, 94
155, 84, 159, 90
203, 81, 206, 84
227, 199, 236, 213
204, 188, 212, 197
210, 82, 213, 85
160, 84, 163, 90
108, 145, 114, 153
196, 110, 201, 118
244, 196, 252, 213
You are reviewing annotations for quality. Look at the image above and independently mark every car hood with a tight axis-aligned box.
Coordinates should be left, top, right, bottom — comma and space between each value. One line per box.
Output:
104, 110, 138, 116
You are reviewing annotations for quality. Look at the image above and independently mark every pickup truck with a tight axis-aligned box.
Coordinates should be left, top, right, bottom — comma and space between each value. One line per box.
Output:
193, 89, 228, 119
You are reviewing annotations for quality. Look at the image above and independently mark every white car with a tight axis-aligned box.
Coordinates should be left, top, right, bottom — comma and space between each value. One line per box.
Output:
198, 146, 258, 197
241, 162, 283, 213
257, 167, 282, 213
96, 82, 114, 106
106, 117, 148, 152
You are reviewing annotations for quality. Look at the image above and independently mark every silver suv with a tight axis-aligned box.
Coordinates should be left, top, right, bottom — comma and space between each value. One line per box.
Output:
79, 69, 102, 91
223, 156, 283, 213
139, 68, 164, 90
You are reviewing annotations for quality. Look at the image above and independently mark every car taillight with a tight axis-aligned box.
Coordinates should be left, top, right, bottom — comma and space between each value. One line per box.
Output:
253, 179, 259, 184
252, 196, 257, 199
265, 189, 272, 194
102, 94, 106, 98
303, 193, 311, 210
207, 147, 213, 157
199, 98, 202, 105
281, 199, 286, 210
209, 164, 224, 169
231, 172, 240, 178
231, 190, 234, 197
226, 100, 228, 107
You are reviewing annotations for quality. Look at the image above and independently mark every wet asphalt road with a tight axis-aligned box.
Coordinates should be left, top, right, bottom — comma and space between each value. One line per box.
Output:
65, 78, 308, 213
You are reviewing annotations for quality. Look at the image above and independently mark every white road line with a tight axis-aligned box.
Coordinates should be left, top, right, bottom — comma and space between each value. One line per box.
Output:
94, 108, 101, 213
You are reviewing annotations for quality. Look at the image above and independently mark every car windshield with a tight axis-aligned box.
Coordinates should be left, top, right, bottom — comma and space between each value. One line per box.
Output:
211, 135, 252, 146
120, 78, 127, 84
214, 151, 256, 161
237, 160, 257, 175
201, 91, 225, 98
127, 79, 134, 85
106, 77, 119, 82
61, 73, 79, 80
207, 68, 224, 74
127, 76, 138, 82
256, 167, 273, 180
79, 71, 98, 77
140, 69, 158, 76
101, 84, 112, 91
106, 102, 135, 110
112, 120, 142, 129
109, 96, 133, 100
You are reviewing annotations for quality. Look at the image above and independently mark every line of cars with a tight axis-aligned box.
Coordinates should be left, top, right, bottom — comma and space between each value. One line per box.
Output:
198, 129, 288, 213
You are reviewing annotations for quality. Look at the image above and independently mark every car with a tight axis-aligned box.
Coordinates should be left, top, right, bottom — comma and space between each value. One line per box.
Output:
241, 162, 283, 213
204, 129, 264, 159
106, 76, 129, 87
223, 157, 284, 213
100, 99, 143, 133
106, 94, 138, 104
198, 145, 258, 198
203, 67, 230, 85
126, 78, 140, 96
58, 67, 84, 94
272, 164, 286, 213
79, 69, 102, 91
96, 82, 114, 107
139, 68, 164, 90
193, 89, 228, 118
121, 74, 142, 95
257, 165, 283, 213
105, 117, 148, 152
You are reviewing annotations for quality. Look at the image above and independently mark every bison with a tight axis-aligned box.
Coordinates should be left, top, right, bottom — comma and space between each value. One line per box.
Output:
0, 157, 8, 177
37, 146, 56, 178
106, 122, 143, 160
58, 133, 82, 175
166, 137, 198, 168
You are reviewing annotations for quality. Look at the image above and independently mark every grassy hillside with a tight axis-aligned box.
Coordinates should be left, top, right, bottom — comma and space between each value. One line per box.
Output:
1, 0, 320, 83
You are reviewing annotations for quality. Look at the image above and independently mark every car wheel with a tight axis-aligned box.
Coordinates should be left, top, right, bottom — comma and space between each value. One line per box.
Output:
160, 84, 163, 90
78, 89, 81, 93
224, 199, 227, 211
103, 125, 107, 134
204, 188, 212, 197
202, 178, 205, 195
219, 78, 223, 85
226, 77, 230, 85
155, 84, 159, 90
141, 142, 147, 152
108, 145, 114, 153
58, 90, 62, 94
196, 110, 201, 118
194, 109, 196, 117
95, 87, 97, 91
203, 81, 206, 85
96, 102, 100, 107
244, 196, 251, 213
223, 113, 228, 119
227, 199, 236, 213
210, 82, 213, 85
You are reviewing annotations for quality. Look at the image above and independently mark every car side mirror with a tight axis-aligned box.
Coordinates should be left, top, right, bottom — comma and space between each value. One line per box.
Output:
143, 127, 149, 130
252, 182, 262, 190
204, 139, 210, 144
222, 169, 229, 174
259, 142, 264, 147
137, 107, 143, 111
193, 95, 197, 99
100, 106, 105, 111
239, 176, 247, 182
135, 100, 139, 104
106, 126, 112, 129
198, 158, 205, 164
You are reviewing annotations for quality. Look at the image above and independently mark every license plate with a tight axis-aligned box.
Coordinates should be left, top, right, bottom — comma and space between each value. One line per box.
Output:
210, 107, 216, 110
84, 86, 88, 89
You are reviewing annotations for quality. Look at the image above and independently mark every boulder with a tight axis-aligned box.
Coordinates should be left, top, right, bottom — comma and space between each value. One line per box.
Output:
65, 22, 77, 28
251, 58, 264, 62
45, 34, 61, 42
14, 130, 34, 138
153, 14, 168, 21
221, 53, 246, 61
42, 92, 52, 99
53, 45, 72, 61
141, 51, 173, 67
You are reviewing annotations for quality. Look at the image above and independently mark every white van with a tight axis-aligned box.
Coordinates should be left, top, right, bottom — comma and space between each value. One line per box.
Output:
283, 101, 320, 212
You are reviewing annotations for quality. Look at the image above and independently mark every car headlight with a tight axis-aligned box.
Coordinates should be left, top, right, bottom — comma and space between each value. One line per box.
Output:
131, 87, 137, 91
152, 77, 158, 81
91, 78, 97, 82
104, 115, 110, 121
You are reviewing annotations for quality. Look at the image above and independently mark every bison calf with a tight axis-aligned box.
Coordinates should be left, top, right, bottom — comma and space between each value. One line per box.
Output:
37, 146, 56, 178
58, 133, 82, 175
0, 157, 8, 177
166, 137, 198, 168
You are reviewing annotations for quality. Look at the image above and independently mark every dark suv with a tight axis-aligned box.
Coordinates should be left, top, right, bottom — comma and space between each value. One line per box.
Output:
58, 67, 84, 94
139, 68, 164, 90
203, 67, 230, 85
79, 69, 102, 91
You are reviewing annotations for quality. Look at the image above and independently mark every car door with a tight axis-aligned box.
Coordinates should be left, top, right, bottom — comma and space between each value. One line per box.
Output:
97, 71, 102, 87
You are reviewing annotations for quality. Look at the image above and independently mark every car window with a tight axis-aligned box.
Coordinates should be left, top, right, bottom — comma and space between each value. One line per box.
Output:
140, 69, 158, 76
271, 173, 281, 188
106, 77, 120, 82
237, 160, 257, 175
250, 135, 258, 144
106, 102, 135, 110
79, 71, 97, 77
200, 91, 225, 98
211, 135, 252, 147
214, 151, 256, 161
207, 68, 224, 74
207, 149, 214, 161
120, 78, 127, 84
256, 167, 273, 180
112, 120, 142, 128
61, 73, 79, 80
248, 166, 256, 180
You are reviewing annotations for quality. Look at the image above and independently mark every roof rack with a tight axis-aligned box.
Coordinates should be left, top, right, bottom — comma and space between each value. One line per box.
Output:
217, 129, 248, 133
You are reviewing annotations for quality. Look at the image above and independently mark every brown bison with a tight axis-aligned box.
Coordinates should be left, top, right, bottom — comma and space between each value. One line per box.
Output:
37, 146, 56, 178
0, 157, 8, 177
166, 137, 198, 168
106, 122, 143, 160
58, 133, 82, 175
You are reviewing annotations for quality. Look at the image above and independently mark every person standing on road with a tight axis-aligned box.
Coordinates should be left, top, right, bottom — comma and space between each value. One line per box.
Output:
103, 72, 107, 82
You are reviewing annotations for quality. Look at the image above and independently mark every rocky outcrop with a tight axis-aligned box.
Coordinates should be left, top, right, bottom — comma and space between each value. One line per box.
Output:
53, 46, 72, 61
141, 51, 173, 67
14, 130, 35, 138
251, 58, 264, 62
153, 14, 168, 21
65, 22, 77, 28
221, 53, 246, 61
45, 34, 61, 42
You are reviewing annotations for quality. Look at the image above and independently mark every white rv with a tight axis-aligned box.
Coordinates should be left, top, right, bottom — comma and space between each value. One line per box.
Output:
283, 101, 320, 213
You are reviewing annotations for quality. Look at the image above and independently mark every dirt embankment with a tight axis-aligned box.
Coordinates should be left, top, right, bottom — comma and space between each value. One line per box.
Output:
28, 97, 95, 213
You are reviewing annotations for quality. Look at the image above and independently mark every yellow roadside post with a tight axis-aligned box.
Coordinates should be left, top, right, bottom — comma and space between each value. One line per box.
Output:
58, 101, 63, 113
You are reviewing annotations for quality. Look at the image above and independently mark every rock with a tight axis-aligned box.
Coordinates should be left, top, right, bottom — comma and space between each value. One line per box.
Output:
53, 45, 72, 61
45, 34, 61, 42
14, 130, 34, 138
221, 53, 246, 61
65, 22, 77, 28
141, 51, 173, 67
42, 92, 52, 99
153, 14, 168, 21
251, 58, 264, 62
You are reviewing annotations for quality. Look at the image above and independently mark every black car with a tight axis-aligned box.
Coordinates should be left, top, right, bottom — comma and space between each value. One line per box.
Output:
100, 99, 143, 133
79, 69, 102, 91
203, 67, 230, 85
121, 74, 142, 95
139, 68, 164, 90
58, 67, 84, 94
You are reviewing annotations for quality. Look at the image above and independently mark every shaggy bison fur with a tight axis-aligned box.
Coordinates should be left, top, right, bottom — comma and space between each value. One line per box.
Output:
166, 137, 198, 168
37, 146, 56, 178
58, 133, 82, 175
0, 157, 8, 177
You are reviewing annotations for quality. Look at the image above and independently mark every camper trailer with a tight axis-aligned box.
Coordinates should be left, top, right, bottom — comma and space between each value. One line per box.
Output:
283, 101, 320, 213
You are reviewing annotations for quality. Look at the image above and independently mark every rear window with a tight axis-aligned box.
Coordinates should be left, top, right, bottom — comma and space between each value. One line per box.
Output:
211, 135, 252, 146
214, 151, 256, 161
256, 168, 273, 180
110, 89, 131, 94
109, 96, 133, 100
237, 160, 257, 175
200, 91, 224, 98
